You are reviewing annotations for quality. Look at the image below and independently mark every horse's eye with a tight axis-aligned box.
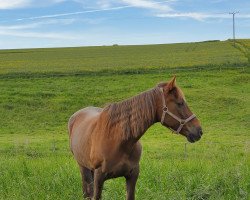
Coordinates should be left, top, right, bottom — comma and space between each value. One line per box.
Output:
177, 102, 184, 106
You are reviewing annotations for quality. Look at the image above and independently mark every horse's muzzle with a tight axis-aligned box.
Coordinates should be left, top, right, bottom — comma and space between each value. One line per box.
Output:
187, 127, 203, 143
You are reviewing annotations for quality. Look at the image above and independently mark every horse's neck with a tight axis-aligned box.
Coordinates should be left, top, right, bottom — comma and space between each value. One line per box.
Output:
131, 112, 156, 141
104, 88, 159, 142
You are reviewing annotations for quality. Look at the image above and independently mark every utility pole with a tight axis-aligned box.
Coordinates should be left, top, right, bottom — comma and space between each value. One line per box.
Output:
229, 11, 239, 46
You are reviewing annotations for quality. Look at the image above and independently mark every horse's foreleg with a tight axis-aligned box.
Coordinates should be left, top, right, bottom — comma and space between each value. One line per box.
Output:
79, 166, 94, 199
125, 166, 140, 200
93, 168, 106, 200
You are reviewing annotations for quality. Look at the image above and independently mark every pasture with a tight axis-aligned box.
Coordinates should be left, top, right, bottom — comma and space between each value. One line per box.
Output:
0, 40, 249, 199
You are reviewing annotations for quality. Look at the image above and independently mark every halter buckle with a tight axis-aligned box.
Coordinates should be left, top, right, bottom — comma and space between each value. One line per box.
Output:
180, 120, 185, 125
163, 106, 168, 112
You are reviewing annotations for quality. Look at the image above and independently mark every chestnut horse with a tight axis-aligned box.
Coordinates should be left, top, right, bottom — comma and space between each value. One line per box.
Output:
68, 76, 202, 200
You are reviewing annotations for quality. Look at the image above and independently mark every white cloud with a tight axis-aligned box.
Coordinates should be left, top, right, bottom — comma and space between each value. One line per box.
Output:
72, 0, 117, 9
0, 0, 66, 9
0, 19, 78, 31
0, 17, 106, 41
0, 29, 77, 39
0, 18, 104, 32
156, 12, 250, 21
2, 1, 175, 22
121, 0, 175, 12
10, 5, 131, 22
96, 0, 116, 9
0, 23, 37, 30
238, 14, 250, 19
0, 0, 31, 9
156, 12, 224, 21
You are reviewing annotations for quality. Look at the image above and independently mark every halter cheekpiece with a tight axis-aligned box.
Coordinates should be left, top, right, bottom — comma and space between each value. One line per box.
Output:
158, 87, 196, 134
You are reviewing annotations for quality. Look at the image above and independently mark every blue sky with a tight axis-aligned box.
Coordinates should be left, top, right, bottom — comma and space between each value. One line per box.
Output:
0, 0, 250, 49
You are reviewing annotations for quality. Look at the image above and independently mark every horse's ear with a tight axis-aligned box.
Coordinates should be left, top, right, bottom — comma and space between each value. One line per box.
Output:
167, 75, 176, 91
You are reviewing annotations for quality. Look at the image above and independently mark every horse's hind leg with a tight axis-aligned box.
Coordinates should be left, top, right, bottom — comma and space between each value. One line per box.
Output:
79, 166, 94, 199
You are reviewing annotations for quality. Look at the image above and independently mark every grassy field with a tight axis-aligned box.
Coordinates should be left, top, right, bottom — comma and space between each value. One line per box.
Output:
0, 40, 248, 75
0, 40, 250, 200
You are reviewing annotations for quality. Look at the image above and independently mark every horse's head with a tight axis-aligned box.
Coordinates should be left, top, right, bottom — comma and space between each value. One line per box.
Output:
157, 76, 202, 143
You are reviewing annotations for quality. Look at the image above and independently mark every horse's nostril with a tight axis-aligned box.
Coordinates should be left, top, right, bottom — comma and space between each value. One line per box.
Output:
199, 129, 203, 136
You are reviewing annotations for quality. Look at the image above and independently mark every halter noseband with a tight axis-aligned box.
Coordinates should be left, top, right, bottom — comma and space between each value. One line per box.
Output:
158, 87, 196, 134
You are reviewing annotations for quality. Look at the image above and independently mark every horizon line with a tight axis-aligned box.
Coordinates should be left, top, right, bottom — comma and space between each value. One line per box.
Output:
0, 38, 246, 50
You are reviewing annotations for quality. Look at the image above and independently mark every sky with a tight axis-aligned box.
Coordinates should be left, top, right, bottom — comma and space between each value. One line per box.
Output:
0, 0, 250, 49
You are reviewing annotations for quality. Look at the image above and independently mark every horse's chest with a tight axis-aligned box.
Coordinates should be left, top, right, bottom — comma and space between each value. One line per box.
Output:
106, 157, 137, 178
104, 144, 142, 178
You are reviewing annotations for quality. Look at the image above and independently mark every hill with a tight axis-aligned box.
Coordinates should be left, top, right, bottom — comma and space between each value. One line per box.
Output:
0, 39, 249, 200
0, 40, 249, 75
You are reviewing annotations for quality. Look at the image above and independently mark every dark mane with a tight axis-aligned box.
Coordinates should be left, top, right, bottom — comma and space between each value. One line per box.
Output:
102, 87, 159, 140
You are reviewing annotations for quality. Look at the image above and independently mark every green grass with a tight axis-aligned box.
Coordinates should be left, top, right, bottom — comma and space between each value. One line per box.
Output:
237, 39, 250, 49
0, 40, 248, 75
0, 40, 250, 200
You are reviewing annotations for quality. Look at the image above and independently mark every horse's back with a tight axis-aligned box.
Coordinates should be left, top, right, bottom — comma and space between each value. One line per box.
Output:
68, 106, 102, 167
68, 106, 102, 137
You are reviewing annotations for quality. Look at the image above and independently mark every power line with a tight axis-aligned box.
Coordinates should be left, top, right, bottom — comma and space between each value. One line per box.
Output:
229, 11, 239, 46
